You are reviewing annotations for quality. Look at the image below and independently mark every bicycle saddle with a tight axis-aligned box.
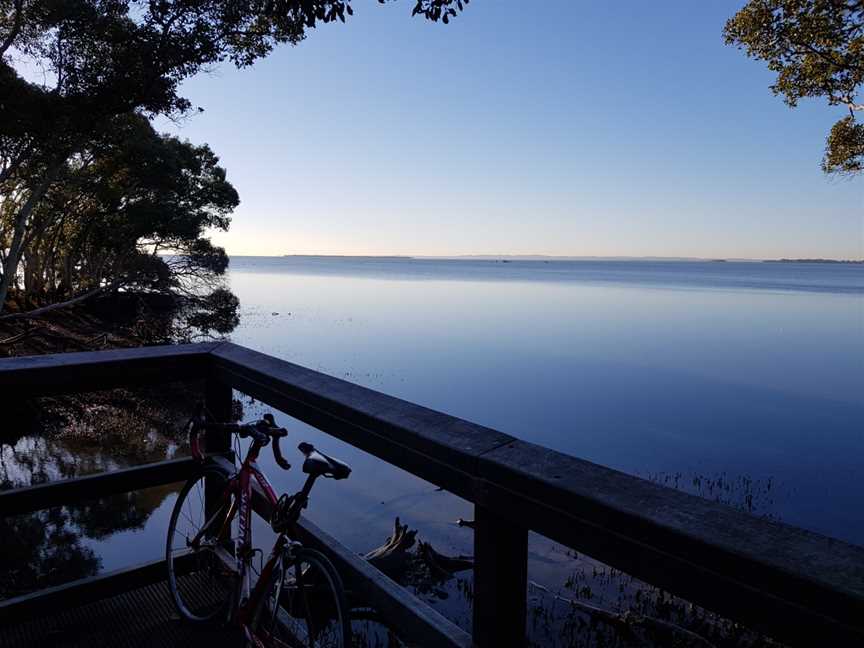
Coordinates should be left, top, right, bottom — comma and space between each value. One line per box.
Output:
298, 442, 351, 480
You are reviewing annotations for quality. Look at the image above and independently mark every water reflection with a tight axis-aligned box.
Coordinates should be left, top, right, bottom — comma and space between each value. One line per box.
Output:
1, 507, 100, 599
0, 390, 190, 599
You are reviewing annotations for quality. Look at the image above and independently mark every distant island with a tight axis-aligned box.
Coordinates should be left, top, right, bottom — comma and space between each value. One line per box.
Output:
281, 254, 411, 260
763, 259, 864, 264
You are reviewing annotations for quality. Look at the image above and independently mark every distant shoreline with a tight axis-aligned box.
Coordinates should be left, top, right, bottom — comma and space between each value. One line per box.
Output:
269, 254, 863, 264
763, 259, 864, 265
281, 254, 411, 260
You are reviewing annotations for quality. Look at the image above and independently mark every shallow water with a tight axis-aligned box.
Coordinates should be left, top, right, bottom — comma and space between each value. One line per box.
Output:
2, 257, 862, 626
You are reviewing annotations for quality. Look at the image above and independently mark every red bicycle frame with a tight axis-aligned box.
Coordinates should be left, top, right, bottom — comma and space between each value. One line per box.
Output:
185, 411, 337, 646
190, 435, 298, 642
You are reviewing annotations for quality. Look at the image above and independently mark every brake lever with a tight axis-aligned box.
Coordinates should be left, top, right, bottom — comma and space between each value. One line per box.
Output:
259, 413, 291, 470
272, 436, 291, 471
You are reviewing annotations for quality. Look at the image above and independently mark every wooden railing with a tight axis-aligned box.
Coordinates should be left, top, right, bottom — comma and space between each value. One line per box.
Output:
1, 342, 862, 647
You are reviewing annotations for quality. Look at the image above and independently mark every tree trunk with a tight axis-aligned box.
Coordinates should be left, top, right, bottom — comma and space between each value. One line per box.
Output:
0, 167, 60, 314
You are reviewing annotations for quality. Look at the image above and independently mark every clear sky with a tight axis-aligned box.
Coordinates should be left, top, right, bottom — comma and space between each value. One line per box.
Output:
159, 0, 863, 259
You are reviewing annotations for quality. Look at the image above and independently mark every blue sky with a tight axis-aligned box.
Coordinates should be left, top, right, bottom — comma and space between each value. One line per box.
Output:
160, 1, 863, 259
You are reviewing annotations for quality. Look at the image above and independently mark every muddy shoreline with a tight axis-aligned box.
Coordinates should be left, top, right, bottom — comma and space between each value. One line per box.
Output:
0, 293, 183, 358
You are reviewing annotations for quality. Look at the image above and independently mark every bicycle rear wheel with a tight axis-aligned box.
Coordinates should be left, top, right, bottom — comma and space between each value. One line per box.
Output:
166, 468, 238, 622
253, 548, 350, 648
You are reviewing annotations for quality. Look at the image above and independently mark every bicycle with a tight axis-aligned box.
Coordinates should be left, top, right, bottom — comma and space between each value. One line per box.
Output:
166, 405, 353, 647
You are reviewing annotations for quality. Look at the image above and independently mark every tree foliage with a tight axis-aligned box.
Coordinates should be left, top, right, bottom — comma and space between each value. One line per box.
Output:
3, 113, 238, 328
724, 0, 864, 175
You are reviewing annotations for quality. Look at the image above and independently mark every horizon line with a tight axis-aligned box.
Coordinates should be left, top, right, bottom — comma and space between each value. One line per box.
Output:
221, 253, 864, 263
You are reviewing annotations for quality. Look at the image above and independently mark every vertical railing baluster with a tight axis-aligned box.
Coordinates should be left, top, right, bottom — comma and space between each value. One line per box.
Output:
472, 504, 528, 647
204, 377, 232, 519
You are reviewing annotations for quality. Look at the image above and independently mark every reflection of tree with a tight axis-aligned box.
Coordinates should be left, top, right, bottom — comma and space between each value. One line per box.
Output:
0, 508, 101, 599
0, 484, 180, 597
1, 384, 196, 489
0, 481, 181, 599
68, 483, 180, 540
1, 436, 87, 488
0, 386, 194, 598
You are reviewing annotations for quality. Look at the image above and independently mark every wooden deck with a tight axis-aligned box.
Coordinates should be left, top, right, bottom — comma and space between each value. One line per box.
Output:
0, 575, 243, 648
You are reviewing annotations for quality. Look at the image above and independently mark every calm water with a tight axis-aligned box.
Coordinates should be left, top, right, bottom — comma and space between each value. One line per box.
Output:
226, 257, 864, 544
3, 257, 863, 618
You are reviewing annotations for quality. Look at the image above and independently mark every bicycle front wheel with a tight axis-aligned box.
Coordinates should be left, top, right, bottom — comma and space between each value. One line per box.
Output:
253, 548, 350, 648
166, 468, 238, 622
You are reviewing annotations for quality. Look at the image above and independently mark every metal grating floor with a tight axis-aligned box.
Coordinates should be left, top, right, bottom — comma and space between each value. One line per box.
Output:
0, 577, 245, 648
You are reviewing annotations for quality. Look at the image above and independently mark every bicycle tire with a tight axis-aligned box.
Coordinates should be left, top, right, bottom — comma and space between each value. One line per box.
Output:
252, 547, 351, 648
166, 467, 237, 622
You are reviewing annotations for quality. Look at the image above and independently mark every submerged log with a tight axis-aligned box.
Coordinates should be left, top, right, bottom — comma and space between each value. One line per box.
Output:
418, 541, 473, 574
364, 517, 472, 583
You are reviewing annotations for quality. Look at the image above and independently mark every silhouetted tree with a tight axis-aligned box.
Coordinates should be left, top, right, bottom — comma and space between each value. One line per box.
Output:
4, 114, 239, 330
724, 1, 864, 175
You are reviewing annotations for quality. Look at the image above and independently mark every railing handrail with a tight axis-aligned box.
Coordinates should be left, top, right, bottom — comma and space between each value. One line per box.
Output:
0, 342, 218, 396
0, 342, 861, 647
0, 457, 198, 517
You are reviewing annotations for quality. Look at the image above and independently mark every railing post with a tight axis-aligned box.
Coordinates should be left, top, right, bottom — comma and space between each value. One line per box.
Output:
204, 377, 233, 450
472, 503, 528, 648
204, 377, 233, 518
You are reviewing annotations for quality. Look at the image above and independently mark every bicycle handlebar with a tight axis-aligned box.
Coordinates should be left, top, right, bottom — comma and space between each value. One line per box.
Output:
188, 405, 290, 470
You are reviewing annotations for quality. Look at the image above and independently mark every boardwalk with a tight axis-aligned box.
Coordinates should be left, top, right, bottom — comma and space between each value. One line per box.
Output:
0, 576, 242, 648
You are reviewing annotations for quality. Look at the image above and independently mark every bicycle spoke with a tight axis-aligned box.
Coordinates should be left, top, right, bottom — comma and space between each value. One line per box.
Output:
256, 553, 346, 647
296, 566, 319, 645
195, 479, 203, 516
167, 472, 236, 623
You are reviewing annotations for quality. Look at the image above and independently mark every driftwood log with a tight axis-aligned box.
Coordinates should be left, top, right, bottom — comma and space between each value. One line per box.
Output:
364, 518, 473, 584
364, 518, 418, 577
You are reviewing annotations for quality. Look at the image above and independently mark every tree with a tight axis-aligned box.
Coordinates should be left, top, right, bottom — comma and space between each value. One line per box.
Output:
724, 1, 864, 175
2, 114, 240, 335
0, 0, 469, 313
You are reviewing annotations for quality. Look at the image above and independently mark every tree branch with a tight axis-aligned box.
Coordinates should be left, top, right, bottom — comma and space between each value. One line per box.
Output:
0, 282, 119, 321
0, 0, 25, 57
